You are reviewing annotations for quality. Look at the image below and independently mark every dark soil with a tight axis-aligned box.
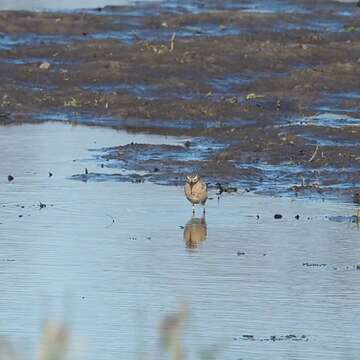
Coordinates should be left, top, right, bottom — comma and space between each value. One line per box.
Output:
1, 0, 360, 201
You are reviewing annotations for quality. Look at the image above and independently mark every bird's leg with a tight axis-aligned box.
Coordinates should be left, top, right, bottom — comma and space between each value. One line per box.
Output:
357, 208, 360, 224
192, 204, 195, 215
203, 206, 206, 215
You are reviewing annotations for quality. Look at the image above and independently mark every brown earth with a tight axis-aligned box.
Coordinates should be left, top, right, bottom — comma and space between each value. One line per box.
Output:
1, 0, 360, 201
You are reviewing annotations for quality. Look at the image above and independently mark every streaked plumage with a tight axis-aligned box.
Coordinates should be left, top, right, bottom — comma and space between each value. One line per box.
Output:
184, 174, 208, 213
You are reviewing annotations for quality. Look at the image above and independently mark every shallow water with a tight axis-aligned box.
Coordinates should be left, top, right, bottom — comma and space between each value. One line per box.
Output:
0, 0, 156, 11
1, 122, 360, 359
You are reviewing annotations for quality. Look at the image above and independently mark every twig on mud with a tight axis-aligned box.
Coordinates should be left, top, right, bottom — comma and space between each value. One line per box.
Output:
308, 145, 319, 162
105, 214, 115, 228
169, 32, 176, 52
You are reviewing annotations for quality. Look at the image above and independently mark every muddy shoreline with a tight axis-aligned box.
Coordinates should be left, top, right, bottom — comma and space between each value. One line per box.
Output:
1, 0, 360, 201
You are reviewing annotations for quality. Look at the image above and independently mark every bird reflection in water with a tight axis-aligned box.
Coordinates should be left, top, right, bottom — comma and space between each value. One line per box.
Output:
183, 214, 207, 249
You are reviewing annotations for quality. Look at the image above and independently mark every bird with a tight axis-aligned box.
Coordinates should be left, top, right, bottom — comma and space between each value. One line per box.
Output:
183, 214, 207, 249
184, 174, 208, 214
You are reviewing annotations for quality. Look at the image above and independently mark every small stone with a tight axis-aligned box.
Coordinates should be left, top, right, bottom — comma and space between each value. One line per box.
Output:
7, 175, 14, 182
39, 62, 51, 70
48, 172, 53, 177
274, 214, 282, 219
295, 214, 300, 220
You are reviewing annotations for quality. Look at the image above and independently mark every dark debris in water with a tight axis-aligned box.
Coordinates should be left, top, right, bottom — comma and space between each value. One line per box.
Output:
302, 262, 327, 267
39, 202, 46, 209
236, 251, 246, 256
302, 262, 360, 271
234, 334, 309, 342
327, 215, 358, 223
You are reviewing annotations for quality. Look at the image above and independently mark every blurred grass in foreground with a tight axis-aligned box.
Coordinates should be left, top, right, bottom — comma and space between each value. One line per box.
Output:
0, 321, 70, 360
0, 305, 220, 360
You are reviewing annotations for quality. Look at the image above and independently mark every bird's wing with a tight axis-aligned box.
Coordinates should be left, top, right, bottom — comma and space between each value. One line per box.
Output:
200, 180, 208, 192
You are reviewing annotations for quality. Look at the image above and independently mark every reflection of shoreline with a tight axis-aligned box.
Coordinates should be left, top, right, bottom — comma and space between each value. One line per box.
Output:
183, 215, 207, 249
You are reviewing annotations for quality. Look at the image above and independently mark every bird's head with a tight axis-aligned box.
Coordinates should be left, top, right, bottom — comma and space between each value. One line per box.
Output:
186, 174, 200, 185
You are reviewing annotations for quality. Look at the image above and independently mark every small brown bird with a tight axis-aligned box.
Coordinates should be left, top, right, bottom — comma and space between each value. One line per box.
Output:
184, 174, 208, 214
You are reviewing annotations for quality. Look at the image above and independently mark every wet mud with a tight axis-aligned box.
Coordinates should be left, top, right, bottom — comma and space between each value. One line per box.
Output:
1, 0, 360, 200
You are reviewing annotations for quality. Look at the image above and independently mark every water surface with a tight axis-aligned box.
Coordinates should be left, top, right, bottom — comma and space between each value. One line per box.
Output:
0, 0, 155, 11
0, 122, 360, 359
